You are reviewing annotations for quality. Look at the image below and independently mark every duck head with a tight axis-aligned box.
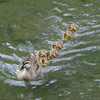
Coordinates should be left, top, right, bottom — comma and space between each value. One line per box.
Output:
17, 61, 30, 72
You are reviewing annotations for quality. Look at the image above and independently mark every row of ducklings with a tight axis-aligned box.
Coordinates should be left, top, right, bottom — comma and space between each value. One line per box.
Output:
62, 24, 79, 40
16, 24, 79, 81
37, 41, 63, 67
37, 24, 79, 67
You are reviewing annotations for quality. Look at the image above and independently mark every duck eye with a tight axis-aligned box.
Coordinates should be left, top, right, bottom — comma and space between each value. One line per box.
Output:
40, 53, 42, 55
47, 52, 50, 56
39, 53, 43, 56
52, 44, 56, 47
42, 59, 45, 62
65, 34, 68, 36
39, 52, 42, 54
24, 61, 30, 65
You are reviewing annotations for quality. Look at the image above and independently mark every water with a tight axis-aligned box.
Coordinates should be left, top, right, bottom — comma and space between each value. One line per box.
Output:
0, 0, 100, 100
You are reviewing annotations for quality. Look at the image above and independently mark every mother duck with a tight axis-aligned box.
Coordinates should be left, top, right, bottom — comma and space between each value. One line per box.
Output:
17, 51, 41, 81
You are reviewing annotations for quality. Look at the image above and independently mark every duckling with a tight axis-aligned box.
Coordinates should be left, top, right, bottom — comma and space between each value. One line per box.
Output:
36, 49, 47, 59
47, 49, 58, 60
62, 31, 73, 40
17, 51, 41, 81
39, 58, 49, 67
51, 41, 63, 50
67, 24, 79, 32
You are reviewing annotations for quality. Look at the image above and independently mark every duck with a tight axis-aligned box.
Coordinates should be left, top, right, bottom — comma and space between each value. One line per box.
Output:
67, 24, 79, 32
62, 31, 73, 40
17, 51, 41, 81
39, 58, 48, 67
47, 49, 58, 60
36, 49, 47, 59
51, 41, 63, 50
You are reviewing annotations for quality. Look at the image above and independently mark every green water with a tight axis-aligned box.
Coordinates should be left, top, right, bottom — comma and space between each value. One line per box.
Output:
0, 0, 100, 100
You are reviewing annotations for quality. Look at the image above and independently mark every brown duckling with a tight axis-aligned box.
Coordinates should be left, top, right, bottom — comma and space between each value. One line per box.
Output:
36, 49, 47, 59
47, 49, 58, 60
17, 51, 41, 81
51, 41, 63, 50
67, 24, 79, 32
62, 31, 73, 40
39, 58, 49, 67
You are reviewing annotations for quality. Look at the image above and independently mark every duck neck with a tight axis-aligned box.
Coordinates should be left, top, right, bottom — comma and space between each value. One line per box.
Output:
24, 67, 30, 72
21, 68, 31, 80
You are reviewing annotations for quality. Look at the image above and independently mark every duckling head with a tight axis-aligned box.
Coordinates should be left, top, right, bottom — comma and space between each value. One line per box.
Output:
62, 31, 73, 40
47, 51, 53, 60
39, 58, 48, 67
36, 50, 47, 59
47, 49, 58, 60
51, 41, 63, 50
52, 43, 61, 50
67, 24, 79, 32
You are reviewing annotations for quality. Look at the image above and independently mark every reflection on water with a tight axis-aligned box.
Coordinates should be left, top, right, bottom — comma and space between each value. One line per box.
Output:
0, 0, 100, 100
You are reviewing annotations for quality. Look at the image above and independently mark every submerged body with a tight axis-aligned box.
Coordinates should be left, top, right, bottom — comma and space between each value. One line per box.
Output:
17, 51, 41, 81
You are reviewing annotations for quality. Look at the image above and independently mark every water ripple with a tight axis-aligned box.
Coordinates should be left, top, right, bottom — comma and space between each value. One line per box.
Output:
63, 46, 98, 55
53, 1, 68, 7
0, 0, 100, 90
0, 53, 22, 62
53, 7, 62, 13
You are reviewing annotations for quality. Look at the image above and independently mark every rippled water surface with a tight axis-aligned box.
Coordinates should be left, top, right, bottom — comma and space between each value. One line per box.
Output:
0, 0, 100, 100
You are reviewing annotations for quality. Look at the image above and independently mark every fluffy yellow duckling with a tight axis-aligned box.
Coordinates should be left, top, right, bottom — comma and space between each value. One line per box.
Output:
67, 24, 79, 32
62, 31, 73, 40
47, 49, 58, 60
51, 41, 63, 50
17, 51, 41, 81
36, 49, 47, 59
39, 58, 49, 67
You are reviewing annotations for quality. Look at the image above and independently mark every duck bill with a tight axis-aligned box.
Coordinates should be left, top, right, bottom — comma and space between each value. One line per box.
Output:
17, 65, 25, 72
